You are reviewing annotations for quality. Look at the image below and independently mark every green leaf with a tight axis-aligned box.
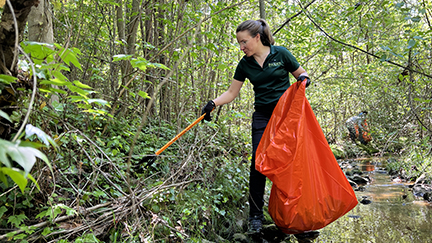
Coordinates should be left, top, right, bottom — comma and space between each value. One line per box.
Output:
137, 91, 151, 99
113, 54, 133, 61
0, 206, 7, 218
25, 124, 57, 148
407, 39, 416, 49
380, 45, 392, 51
27, 173, 40, 191
67, 84, 92, 96
41, 227, 52, 236
58, 204, 77, 216
411, 16, 421, 22
152, 63, 170, 70
47, 87, 68, 94
413, 98, 431, 103
52, 70, 68, 81
88, 99, 109, 107
1, 168, 27, 193
40, 79, 69, 86
8, 214, 28, 228
0, 110, 12, 123
18, 141, 46, 149
56, 46, 82, 71
73, 80, 92, 89
21, 42, 55, 64
36, 210, 48, 220
0, 139, 50, 175
130, 58, 150, 72
0, 170, 7, 186
0, 74, 17, 85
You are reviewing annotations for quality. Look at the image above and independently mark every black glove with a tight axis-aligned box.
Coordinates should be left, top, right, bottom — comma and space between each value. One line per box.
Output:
297, 75, 311, 88
201, 100, 216, 121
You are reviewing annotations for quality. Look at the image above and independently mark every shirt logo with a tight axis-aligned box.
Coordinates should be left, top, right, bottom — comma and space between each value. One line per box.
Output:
268, 61, 282, 67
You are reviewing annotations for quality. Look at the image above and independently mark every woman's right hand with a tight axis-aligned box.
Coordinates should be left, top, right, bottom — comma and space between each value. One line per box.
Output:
201, 100, 216, 121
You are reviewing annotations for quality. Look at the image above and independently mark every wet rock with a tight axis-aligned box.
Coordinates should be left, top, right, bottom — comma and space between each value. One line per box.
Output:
423, 192, 432, 202
375, 169, 387, 174
392, 176, 403, 183
355, 186, 366, 192
347, 178, 358, 188
414, 173, 427, 185
339, 160, 353, 169
349, 175, 369, 185
411, 184, 432, 197
360, 196, 372, 205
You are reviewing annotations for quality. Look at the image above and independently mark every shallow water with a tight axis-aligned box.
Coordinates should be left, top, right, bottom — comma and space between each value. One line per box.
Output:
317, 158, 432, 243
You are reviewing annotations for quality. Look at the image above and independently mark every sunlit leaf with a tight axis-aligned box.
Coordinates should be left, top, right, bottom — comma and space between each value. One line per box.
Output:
0, 110, 11, 123
47, 87, 68, 94
40, 78, 69, 86
0, 139, 51, 175
25, 124, 57, 148
137, 91, 151, 99
0, 75, 17, 85
67, 84, 92, 96
73, 80, 92, 89
130, 58, 149, 72
152, 63, 170, 70
21, 41, 55, 64
88, 99, 110, 107
55, 44, 82, 71
27, 173, 40, 191
0, 168, 27, 193
413, 98, 431, 103
113, 54, 133, 61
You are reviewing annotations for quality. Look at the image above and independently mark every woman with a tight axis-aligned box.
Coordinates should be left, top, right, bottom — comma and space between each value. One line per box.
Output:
201, 19, 311, 234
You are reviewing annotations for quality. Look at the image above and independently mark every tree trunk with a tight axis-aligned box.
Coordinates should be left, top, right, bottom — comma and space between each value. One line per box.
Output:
28, 0, 57, 104
0, 0, 40, 139
28, 0, 53, 43
0, 0, 40, 75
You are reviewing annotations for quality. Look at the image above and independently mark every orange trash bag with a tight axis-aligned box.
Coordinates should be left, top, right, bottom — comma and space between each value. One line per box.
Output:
255, 81, 358, 234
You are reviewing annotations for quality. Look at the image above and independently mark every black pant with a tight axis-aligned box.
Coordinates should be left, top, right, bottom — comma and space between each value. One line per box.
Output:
249, 110, 273, 217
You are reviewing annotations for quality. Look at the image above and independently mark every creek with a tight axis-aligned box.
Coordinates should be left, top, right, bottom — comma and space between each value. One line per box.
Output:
317, 158, 432, 243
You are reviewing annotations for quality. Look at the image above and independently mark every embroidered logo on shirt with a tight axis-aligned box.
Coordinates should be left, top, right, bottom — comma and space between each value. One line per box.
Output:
268, 61, 282, 67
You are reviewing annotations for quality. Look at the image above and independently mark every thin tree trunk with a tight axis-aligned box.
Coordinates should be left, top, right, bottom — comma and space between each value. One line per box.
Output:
28, 0, 57, 104
259, 0, 266, 19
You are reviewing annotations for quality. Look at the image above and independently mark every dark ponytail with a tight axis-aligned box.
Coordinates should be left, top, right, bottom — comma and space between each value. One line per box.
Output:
236, 19, 275, 46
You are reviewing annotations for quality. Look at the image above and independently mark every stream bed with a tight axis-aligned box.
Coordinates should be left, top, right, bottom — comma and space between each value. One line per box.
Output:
317, 158, 432, 243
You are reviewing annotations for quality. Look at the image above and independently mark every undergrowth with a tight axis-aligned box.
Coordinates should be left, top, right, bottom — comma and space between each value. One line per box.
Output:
0, 101, 252, 242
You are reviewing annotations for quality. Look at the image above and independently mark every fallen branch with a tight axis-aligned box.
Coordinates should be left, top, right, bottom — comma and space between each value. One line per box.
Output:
0, 202, 112, 241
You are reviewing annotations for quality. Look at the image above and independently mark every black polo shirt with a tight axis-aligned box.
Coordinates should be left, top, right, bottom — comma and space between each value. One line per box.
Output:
233, 45, 300, 109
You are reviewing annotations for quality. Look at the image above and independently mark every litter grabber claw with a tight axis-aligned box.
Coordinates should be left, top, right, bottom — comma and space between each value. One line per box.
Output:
138, 112, 208, 169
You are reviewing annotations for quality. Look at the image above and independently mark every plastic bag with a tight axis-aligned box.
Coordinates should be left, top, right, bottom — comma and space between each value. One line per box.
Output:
255, 81, 358, 234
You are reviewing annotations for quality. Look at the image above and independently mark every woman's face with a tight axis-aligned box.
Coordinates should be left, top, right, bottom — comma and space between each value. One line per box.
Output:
236, 30, 260, 57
